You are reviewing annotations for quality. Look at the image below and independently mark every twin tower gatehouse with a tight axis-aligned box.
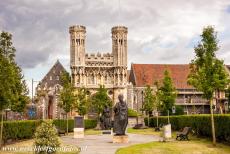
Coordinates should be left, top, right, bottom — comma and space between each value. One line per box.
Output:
69, 25, 128, 103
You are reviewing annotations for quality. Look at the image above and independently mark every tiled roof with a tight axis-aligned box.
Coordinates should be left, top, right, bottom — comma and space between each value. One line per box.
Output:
130, 64, 194, 89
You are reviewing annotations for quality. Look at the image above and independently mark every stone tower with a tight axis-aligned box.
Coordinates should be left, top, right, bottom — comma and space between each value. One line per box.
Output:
69, 25, 86, 86
69, 25, 128, 104
69, 25, 86, 66
112, 26, 128, 67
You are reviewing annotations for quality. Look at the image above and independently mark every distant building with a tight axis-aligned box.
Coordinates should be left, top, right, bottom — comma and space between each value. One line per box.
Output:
129, 64, 209, 114
35, 60, 67, 119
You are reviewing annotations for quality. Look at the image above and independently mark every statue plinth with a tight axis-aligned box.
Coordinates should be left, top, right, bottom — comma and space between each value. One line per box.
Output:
113, 135, 129, 143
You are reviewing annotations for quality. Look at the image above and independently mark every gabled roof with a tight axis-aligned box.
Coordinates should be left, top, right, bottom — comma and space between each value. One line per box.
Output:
130, 63, 193, 89
39, 60, 67, 90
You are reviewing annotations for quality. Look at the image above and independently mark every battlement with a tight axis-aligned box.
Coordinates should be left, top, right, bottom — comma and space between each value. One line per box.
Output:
85, 52, 113, 61
112, 26, 128, 34
69, 25, 86, 33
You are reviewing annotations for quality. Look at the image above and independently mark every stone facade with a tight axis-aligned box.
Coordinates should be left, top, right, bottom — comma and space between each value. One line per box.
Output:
35, 60, 66, 119
69, 25, 128, 103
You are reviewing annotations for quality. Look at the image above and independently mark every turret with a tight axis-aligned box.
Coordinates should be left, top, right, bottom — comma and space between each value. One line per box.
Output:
112, 26, 128, 67
69, 25, 86, 67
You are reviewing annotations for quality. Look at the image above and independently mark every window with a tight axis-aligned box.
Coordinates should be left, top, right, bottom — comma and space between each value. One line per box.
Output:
50, 76, 52, 80
56, 76, 59, 80
87, 75, 95, 84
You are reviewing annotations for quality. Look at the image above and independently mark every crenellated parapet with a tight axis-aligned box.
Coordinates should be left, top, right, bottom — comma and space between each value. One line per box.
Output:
69, 25, 128, 102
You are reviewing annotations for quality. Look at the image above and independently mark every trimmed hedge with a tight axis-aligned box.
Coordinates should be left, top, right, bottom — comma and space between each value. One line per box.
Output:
53, 119, 97, 131
84, 119, 97, 129
3, 120, 42, 142
128, 108, 139, 117
145, 114, 230, 142
2, 119, 97, 143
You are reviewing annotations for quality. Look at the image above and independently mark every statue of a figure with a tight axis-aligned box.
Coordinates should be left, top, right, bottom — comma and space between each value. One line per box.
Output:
113, 94, 128, 135
100, 106, 111, 130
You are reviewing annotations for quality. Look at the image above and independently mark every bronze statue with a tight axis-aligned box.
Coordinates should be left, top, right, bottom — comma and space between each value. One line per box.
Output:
113, 94, 128, 135
100, 106, 111, 130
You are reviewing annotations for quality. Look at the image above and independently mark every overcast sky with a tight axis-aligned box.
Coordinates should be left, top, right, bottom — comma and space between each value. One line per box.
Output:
1, 0, 230, 96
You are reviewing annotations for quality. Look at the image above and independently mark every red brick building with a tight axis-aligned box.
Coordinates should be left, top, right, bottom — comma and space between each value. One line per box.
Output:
128, 63, 218, 114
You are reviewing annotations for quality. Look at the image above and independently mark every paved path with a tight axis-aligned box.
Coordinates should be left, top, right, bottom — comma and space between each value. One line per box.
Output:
61, 133, 161, 154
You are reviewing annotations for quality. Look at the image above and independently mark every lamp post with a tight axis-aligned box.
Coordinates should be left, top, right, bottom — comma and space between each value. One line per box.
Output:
5, 108, 11, 121
141, 91, 144, 115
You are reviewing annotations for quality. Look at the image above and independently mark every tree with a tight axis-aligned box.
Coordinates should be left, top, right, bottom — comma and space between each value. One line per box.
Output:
34, 120, 60, 154
187, 26, 229, 146
90, 85, 112, 128
58, 72, 75, 134
158, 70, 177, 116
0, 31, 29, 147
142, 85, 154, 126
75, 87, 89, 116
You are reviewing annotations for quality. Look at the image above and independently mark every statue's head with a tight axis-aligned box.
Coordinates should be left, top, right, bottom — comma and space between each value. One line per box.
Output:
118, 94, 124, 102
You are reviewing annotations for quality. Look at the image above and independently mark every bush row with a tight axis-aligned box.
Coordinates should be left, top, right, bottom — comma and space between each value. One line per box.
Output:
145, 114, 230, 142
2, 119, 97, 143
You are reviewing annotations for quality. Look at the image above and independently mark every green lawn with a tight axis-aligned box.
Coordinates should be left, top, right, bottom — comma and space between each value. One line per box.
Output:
118, 129, 230, 154
127, 128, 161, 136
85, 129, 102, 135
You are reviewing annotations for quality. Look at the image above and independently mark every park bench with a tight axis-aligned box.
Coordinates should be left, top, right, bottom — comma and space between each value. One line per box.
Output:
55, 126, 66, 136
176, 127, 191, 141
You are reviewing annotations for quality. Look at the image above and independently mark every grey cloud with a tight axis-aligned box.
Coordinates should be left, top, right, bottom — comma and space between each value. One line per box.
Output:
1, 0, 230, 69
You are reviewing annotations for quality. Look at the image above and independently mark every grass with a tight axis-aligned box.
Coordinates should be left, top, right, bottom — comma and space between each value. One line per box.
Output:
85, 129, 102, 135
116, 138, 230, 154
127, 128, 161, 136
118, 128, 230, 154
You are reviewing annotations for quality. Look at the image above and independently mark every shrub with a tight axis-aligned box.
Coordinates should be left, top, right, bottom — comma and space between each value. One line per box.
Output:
128, 108, 139, 117
53, 119, 74, 132
174, 106, 184, 115
145, 114, 230, 143
2, 118, 97, 143
3, 120, 41, 142
53, 119, 97, 130
84, 119, 97, 129
34, 120, 60, 154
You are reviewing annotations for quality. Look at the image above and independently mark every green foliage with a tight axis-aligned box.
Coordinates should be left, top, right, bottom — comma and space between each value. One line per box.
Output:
145, 115, 230, 143
142, 85, 155, 116
75, 88, 89, 116
90, 85, 112, 117
58, 72, 75, 113
53, 119, 97, 131
158, 70, 177, 115
34, 120, 60, 154
174, 106, 184, 115
84, 119, 97, 129
1, 119, 96, 143
128, 108, 139, 117
53, 119, 74, 132
0, 31, 29, 112
188, 26, 229, 100
2, 120, 41, 142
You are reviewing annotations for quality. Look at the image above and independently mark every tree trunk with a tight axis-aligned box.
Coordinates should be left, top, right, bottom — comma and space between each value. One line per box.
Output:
66, 113, 68, 135
157, 114, 159, 128
148, 114, 150, 127
0, 110, 4, 148
210, 99, 216, 146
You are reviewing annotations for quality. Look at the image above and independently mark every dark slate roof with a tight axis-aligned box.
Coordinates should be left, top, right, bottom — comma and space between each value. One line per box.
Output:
38, 60, 67, 90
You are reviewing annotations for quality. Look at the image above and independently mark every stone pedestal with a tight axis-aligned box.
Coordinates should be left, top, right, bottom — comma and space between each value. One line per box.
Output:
74, 128, 84, 138
113, 135, 129, 143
